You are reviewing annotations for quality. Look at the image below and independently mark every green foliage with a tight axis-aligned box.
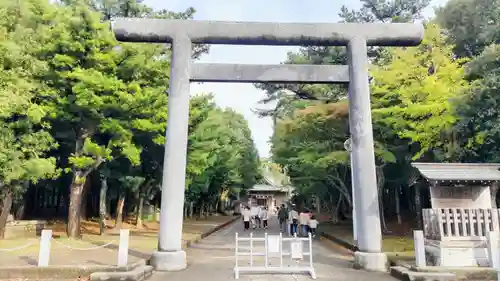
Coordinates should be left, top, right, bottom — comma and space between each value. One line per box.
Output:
370, 24, 469, 159
0, 0, 258, 238
271, 103, 351, 199
0, 0, 58, 190
453, 44, 500, 162
436, 0, 500, 58
186, 96, 260, 205
262, 0, 435, 208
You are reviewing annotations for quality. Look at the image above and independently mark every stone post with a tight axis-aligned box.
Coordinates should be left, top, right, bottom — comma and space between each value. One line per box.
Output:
38, 229, 52, 267
413, 230, 426, 267
151, 34, 192, 271
117, 229, 130, 267
347, 36, 387, 271
487, 231, 499, 269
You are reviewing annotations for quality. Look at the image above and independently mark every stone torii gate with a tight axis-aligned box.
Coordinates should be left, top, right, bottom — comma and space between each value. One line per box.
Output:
111, 19, 424, 272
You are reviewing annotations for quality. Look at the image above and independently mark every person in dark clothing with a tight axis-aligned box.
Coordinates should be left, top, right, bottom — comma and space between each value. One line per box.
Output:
277, 204, 288, 233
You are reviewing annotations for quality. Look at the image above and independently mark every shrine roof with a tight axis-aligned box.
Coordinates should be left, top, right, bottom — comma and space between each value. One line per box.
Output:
250, 184, 292, 192
411, 162, 500, 181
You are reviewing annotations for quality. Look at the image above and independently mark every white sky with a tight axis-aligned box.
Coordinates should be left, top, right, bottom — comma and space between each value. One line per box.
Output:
143, 0, 448, 158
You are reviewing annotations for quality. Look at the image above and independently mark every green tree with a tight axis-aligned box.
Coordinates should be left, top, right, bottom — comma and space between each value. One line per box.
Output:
262, 0, 433, 227
454, 44, 500, 162
186, 97, 260, 215
271, 103, 351, 220
0, 0, 58, 238
255, 0, 432, 121
38, 2, 171, 237
436, 0, 500, 58
370, 24, 469, 159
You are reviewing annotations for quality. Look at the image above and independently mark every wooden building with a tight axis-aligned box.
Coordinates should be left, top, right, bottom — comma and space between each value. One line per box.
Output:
412, 162, 500, 267
246, 184, 293, 212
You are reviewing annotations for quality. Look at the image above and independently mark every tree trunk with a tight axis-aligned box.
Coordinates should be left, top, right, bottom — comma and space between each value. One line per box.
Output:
80, 180, 89, 220
106, 195, 111, 217
14, 182, 28, 220
14, 203, 25, 220
199, 201, 205, 218
407, 189, 414, 212
131, 189, 140, 214
414, 185, 422, 229
136, 196, 144, 229
0, 190, 13, 239
99, 176, 108, 235
67, 174, 86, 238
331, 195, 342, 224
395, 185, 402, 225
56, 187, 62, 215
189, 202, 193, 218
115, 190, 126, 229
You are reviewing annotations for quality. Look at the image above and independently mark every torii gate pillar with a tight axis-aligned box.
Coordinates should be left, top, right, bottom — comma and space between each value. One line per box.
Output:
111, 18, 424, 272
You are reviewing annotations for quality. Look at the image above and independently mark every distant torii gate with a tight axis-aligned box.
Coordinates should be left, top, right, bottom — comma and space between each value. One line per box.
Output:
111, 18, 424, 272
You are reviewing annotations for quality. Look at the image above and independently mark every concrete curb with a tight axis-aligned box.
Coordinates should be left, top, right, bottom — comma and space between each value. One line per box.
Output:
91, 265, 154, 281
321, 231, 359, 252
185, 214, 241, 248
390, 266, 456, 281
0, 259, 146, 279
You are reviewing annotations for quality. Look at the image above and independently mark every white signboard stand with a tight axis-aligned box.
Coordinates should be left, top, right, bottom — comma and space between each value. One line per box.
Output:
267, 235, 280, 254
234, 232, 316, 279
291, 241, 303, 259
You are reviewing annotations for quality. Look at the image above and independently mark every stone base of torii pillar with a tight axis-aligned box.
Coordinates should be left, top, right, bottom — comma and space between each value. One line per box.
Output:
354, 252, 388, 271
151, 250, 187, 271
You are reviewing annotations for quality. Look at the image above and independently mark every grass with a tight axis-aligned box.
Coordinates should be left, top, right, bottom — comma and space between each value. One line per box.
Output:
319, 218, 416, 258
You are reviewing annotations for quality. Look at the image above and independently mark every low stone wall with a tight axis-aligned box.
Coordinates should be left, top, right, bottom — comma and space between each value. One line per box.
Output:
4, 220, 47, 239
425, 240, 489, 267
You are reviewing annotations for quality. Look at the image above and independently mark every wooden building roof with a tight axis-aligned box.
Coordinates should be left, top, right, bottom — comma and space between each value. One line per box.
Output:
411, 162, 500, 183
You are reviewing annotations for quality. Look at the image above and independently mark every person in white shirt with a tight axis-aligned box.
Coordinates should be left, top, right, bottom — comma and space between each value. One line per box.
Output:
308, 215, 319, 238
299, 210, 310, 237
260, 207, 269, 229
250, 205, 261, 229
242, 207, 251, 231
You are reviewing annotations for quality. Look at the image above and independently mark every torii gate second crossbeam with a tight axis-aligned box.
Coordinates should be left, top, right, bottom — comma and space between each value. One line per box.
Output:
111, 18, 424, 272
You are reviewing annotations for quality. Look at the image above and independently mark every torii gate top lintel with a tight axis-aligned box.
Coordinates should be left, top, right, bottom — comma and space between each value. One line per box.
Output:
111, 18, 424, 47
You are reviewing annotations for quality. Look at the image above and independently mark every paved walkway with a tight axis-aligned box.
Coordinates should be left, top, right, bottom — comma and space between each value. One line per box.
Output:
149, 216, 398, 281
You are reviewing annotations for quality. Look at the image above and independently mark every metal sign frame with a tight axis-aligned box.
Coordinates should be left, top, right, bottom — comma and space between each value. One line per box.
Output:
234, 232, 316, 279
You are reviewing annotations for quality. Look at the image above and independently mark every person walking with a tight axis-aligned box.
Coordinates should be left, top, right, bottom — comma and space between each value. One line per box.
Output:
299, 209, 310, 237
290, 207, 299, 236
309, 215, 319, 238
261, 207, 269, 229
277, 204, 288, 233
250, 204, 261, 229
242, 207, 251, 231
